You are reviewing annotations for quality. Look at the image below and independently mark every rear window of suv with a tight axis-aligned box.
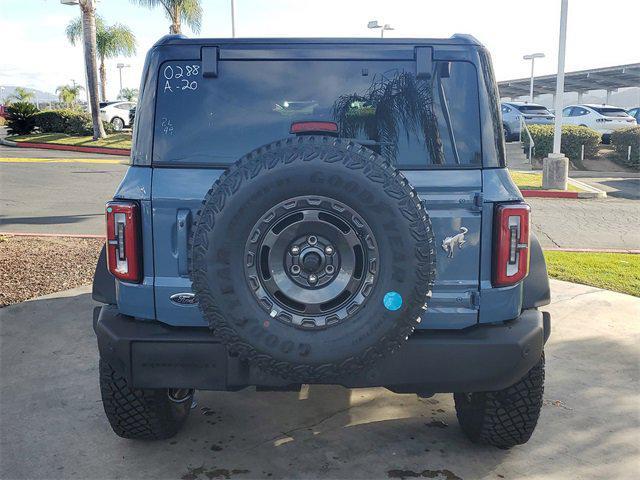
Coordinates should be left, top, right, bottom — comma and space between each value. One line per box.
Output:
153, 59, 482, 168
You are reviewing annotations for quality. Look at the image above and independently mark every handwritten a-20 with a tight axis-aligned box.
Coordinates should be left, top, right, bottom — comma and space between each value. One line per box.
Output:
163, 64, 200, 93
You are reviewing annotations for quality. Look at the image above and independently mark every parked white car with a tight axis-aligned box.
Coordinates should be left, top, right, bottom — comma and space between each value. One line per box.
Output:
99, 101, 135, 131
561, 104, 637, 141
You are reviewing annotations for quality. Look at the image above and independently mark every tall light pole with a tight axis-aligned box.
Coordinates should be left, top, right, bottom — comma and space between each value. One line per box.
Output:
523, 52, 545, 103
231, 0, 236, 38
116, 63, 130, 96
543, 0, 569, 191
367, 20, 394, 38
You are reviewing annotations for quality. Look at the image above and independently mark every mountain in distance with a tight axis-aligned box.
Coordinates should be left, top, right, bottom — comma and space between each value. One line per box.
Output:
0, 85, 58, 104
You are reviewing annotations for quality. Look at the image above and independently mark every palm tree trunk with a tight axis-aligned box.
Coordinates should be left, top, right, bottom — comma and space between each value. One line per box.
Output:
80, 0, 106, 139
99, 57, 107, 103
170, 4, 181, 34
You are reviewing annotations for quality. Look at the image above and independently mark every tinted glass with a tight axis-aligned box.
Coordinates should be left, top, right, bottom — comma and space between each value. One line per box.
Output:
153, 60, 481, 168
592, 107, 630, 117
562, 107, 572, 116
514, 105, 551, 115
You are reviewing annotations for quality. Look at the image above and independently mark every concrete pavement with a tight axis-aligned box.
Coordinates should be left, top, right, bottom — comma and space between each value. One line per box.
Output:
571, 176, 640, 200
1, 279, 638, 480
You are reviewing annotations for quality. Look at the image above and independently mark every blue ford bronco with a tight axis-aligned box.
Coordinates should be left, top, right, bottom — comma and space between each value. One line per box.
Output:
93, 34, 551, 448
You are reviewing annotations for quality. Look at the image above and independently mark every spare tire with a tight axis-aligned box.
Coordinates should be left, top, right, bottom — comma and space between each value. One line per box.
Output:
190, 136, 436, 381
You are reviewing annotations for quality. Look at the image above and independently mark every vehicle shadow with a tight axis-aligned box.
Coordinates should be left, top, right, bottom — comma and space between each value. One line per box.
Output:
596, 178, 640, 199
1, 291, 638, 479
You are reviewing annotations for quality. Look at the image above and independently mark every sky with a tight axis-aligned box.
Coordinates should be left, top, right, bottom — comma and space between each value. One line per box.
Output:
1, 0, 639, 102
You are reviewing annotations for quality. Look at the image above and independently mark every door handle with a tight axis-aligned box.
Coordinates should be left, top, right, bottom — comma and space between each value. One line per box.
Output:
177, 209, 191, 276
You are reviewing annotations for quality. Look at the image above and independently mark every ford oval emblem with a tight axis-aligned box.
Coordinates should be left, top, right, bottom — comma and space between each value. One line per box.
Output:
170, 293, 198, 306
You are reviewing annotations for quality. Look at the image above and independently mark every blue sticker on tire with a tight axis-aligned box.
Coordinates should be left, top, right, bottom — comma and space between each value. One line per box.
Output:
383, 291, 402, 311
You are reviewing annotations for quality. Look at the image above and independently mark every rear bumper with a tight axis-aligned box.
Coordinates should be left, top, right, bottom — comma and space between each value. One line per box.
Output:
94, 305, 550, 394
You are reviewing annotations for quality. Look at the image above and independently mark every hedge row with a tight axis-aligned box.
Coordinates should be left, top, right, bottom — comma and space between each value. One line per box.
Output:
6, 103, 113, 136
523, 124, 601, 166
610, 126, 640, 170
33, 109, 111, 136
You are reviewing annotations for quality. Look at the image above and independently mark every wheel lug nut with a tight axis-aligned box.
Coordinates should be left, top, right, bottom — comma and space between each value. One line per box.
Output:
290, 245, 300, 255
324, 245, 334, 255
308, 236, 317, 246
308, 274, 318, 284
325, 265, 334, 274
291, 265, 301, 275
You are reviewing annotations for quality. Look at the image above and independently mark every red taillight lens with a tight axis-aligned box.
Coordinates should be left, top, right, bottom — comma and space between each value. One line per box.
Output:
493, 203, 530, 287
290, 121, 339, 135
105, 201, 141, 283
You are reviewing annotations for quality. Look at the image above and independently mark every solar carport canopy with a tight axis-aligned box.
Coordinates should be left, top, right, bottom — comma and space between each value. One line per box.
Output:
498, 63, 640, 98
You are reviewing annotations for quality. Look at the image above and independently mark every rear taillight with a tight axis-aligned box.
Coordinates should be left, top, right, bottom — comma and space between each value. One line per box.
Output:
105, 201, 141, 283
493, 203, 530, 287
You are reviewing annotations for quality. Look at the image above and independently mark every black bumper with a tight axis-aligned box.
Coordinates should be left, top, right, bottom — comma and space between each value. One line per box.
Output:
94, 305, 550, 394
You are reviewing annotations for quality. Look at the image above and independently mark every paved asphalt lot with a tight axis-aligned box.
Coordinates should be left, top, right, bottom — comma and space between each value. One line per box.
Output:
2, 154, 639, 250
0, 161, 127, 235
1, 279, 638, 480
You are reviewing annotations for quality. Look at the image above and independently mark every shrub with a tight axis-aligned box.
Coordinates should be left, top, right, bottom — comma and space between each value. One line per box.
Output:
610, 126, 640, 170
34, 109, 72, 133
0, 116, 6, 127
34, 109, 115, 136
524, 124, 601, 167
6, 102, 39, 135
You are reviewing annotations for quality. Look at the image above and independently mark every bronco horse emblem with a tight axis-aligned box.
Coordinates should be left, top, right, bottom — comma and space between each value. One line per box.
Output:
442, 227, 468, 258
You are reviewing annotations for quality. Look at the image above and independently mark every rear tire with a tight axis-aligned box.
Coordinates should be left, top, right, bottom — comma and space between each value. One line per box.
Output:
99, 360, 193, 440
454, 353, 545, 448
111, 117, 124, 131
503, 124, 513, 142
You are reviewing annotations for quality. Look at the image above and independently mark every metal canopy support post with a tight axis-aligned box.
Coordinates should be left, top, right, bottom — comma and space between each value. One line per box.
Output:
230, 0, 236, 38
552, 0, 568, 155
543, 0, 570, 191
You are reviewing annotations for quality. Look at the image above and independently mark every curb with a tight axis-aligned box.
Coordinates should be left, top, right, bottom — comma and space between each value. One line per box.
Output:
1, 232, 105, 239
567, 178, 607, 199
521, 189, 578, 198
544, 247, 640, 254
519, 177, 607, 199
1, 137, 130, 156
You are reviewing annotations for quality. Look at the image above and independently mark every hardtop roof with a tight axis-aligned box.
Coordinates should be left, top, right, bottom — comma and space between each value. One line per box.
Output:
153, 34, 482, 48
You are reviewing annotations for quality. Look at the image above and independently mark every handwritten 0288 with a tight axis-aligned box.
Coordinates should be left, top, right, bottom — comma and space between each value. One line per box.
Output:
163, 64, 200, 93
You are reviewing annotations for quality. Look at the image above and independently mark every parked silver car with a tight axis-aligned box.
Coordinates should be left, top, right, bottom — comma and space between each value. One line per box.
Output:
501, 102, 554, 141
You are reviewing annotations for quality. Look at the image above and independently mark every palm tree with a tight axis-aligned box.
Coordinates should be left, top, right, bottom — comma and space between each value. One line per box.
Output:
71, 0, 105, 139
130, 0, 202, 34
6, 87, 35, 104
67, 16, 136, 103
332, 70, 445, 165
56, 84, 84, 108
118, 88, 139, 101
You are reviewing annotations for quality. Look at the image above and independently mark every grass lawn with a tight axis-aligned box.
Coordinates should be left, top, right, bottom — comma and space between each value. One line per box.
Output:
509, 171, 582, 192
8, 133, 132, 150
544, 251, 640, 297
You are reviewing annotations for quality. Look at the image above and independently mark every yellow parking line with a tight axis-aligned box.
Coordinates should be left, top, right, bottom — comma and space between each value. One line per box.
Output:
0, 157, 127, 165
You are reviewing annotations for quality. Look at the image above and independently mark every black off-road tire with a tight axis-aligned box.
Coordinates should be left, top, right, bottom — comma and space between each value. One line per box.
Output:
190, 136, 436, 382
99, 360, 193, 440
454, 353, 545, 448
